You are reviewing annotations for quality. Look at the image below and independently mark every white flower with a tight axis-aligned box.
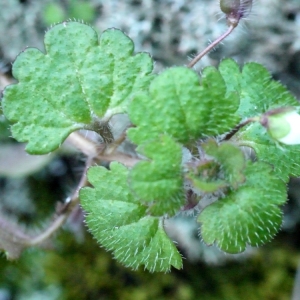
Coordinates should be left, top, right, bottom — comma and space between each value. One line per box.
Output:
260, 108, 300, 145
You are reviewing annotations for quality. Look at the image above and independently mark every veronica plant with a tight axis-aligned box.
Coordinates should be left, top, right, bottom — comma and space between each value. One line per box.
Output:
1, 0, 300, 272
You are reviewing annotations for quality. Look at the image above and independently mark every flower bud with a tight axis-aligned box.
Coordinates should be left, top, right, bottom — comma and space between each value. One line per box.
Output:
220, 0, 253, 26
260, 108, 300, 145
220, 0, 241, 14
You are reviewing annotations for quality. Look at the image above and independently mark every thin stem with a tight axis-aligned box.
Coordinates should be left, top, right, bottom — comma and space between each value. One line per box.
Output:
98, 152, 140, 168
27, 214, 67, 246
66, 132, 99, 157
105, 130, 127, 155
187, 24, 236, 68
67, 131, 140, 167
27, 157, 92, 246
28, 132, 140, 246
221, 117, 257, 141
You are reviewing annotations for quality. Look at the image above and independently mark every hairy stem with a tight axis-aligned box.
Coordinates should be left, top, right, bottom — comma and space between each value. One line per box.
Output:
67, 132, 99, 157
27, 156, 92, 246
67, 131, 140, 167
187, 24, 236, 68
221, 117, 257, 141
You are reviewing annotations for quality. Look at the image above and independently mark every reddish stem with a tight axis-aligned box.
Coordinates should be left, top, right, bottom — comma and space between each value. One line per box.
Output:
187, 24, 236, 68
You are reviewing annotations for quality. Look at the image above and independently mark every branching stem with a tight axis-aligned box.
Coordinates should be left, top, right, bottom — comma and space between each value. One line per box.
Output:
67, 131, 140, 168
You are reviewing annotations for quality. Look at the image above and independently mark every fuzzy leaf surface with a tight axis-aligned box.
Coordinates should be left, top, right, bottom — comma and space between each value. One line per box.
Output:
2, 21, 153, 154
80, 162, 182, 272
128, 66, 240, 145
202, 139, 246, 189
187, 140, 245, 193
219, 58, 300, 180
129, 135, 184, 216
237, 123, 300, 181
198, 162, 287, 253
218, 58, 299, 117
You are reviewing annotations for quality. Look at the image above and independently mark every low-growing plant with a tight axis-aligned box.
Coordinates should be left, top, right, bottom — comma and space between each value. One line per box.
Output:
1, 0, 300, 272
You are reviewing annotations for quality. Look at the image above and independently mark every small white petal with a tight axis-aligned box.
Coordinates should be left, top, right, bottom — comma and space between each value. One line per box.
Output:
278, 111, 300, 145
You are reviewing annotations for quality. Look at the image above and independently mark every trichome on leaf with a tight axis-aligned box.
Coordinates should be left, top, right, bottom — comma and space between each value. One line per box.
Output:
1, 17, 300, 272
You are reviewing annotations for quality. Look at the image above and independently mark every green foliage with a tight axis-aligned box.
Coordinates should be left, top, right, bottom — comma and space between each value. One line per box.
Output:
128, 66, 240, 145
219, 59, 300, 181
187, 140, 245, 193
237, 123, 300, 181
198, 162, 287, 253
218, 59, 299, 117
130, 135, 184, 216
2, 22, 153, 154
202, 139, 245, 189
2, 21, 300, 272
80, 162, 182, 272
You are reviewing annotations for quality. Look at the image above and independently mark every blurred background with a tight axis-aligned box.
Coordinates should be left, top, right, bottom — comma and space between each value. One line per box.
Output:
1, 0, 300, 299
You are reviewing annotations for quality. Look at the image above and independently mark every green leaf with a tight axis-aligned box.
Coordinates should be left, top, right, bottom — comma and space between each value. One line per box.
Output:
129, 135, 184, 216
187, 140, 245, 193
198, 162, 287, 253
237, 123, 300, 181
219, 58, 300, 180
188, 174, 227, 193
2, 21, 154, 154
80, 162, 182, 272
218, 58, 299, 117
202, 139, 246, 189
128, 66, 240, 145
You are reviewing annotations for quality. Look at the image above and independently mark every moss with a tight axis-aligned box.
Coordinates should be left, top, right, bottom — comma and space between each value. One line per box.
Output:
36, 231, 298, 300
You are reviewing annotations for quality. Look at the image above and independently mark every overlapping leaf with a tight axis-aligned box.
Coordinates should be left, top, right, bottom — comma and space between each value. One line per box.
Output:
129, 135, 184, 216
80, 162, 182, 272
128, 66, 240, 145
237, 123, 300, 181
218, 58, 300, 180
202, 139, 246, 189
188, 140, 246, 193
218, 58, 299, 117
2, 21, 154, 154
198, 162, 287, 253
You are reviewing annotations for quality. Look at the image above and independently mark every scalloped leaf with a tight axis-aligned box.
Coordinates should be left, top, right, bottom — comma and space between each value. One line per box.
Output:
80, 162, 182, 272
129, 135, 184, 216
2, 21, 154, 154
198, 162, 287, 253
218, 58, 299, 117
219, 58, 300, 180
128, 66, 240, 145
237, 123, 300, 181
